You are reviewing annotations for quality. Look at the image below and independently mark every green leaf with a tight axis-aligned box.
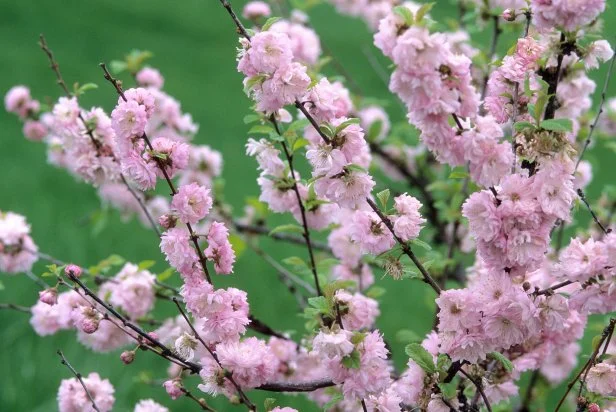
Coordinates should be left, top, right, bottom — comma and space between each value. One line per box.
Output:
261, 17, 281, 31
366, 119, 383, 142
282, 256, 307, 268
534, 93, 548, 124
415, 2, 434, 23
137, 260, 156, 271
109, 60, 127, 74
243, 114, 261, 124
366, 286, 386, 299
344, 163, 368, 173
514, 121, 536, 132
292, 137, 309, 152
376, 189, 390, 210
405, 343, 436, 374
540, 118, 573, 132
396, 329, 421, 343
264, 398, 277, 411
411, 238, 432, 251
393, 6, 414, 26
489, 352, 513, 372
243, 75, 267, 94
269, 224, 304, 236
75, 82, 98, 96
591, 334, 603, 351
157, 267, 175, 282
248, 124, 274, 135
436, 354, 452, 373
333, 118, 360, 135
524, 74, 532, 98
228, 234, 246, 258
341, 349, 361, 369
439, 382, 457, 399
350, 332, 366, 345
449, 170, 468, 179
321, 392, 343, 411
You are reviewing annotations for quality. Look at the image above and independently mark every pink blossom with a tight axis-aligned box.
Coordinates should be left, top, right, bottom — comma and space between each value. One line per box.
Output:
122, 152, 158, 190
5, 85, 36, 118
348, 210, 395, 255
531, 0, 605, 32
238, 31, 293, 76
586, 363, 616, 395
171, 183, 212, 225
314, 168, 375, 209
160, 227, 197, 274
252, 63, 310, 113
558, 237, 607, 282
146, 137, 190, 178
335, 290, 380, 330
392, 193, 426, 241
358, 105, 391, 142
462, 191, 501, 242
270, 20, 321, 65
311, 328, 355, 359
134, 399, 169, 412
328, 227, 362, 268
107, 263, 156, 319
124, 87, 156, 117
163, 379, 184, 400
39, 288, 58, 306
136, 67, 165, 89
58, 372, 115, 412
111, 99, 148, 141
204, 221, 235, 274
216, 337, 277, 388
301, 79, 353, 123
242, 1, 271, 20
23, 120, 47, 141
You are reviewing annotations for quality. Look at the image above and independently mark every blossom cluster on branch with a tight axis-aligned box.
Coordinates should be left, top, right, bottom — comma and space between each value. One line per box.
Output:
3, 0, 616, 411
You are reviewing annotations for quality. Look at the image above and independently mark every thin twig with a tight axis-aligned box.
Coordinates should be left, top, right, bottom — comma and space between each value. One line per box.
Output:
0, 303, 31, 313
555, 318, 616, 411
577, 189, 610, 235
256, 379, 335, 392
459, 369, 492, 412
100, 63, 212, 283
57, 350, 101, 412
234, 221, 330, 252
366, 198, 441, 294
38, 35, 161, 237
171, 297, 256, 411
533, 280, 575, 296
575, 50, 616, 172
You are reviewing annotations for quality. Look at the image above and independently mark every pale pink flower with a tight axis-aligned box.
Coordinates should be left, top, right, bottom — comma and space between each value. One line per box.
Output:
160, 227, 197, 274
311, 329, 355, 359
39, 288, 58, 306
23, 120, 47, 141
134, 399, 169, 412
136, 67, 165, 89
171, 183, 212, 225
392, 193, 426, 241
58, 372, 115, 412
204, 221, 235, 275
238, 31, 293, 76
586, 363, 616, 395
253, 63, 310, 113
531, 0, 606, 32
5, 85, 35, 118
242, 1, 271, 20
348, 210, 395, 255
121, 152, 158, 190
216, 337, 277, 388
111, 100, 147, 141
301, 78, 353, 123
335, 290, 380, 330
108, 263, 156, 319
270, 20, 321, 65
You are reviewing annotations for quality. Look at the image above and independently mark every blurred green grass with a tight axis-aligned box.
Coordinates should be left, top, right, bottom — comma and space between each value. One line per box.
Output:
0, 0, 615, 410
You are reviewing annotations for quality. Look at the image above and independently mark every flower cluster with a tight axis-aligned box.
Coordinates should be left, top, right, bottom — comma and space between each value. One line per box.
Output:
0, 211, 38, 273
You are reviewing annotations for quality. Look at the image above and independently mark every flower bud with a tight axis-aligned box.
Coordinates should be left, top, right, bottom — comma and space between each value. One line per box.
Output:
158, 213, 177, 229
588, 403, 601, 412
502, 9, 516, 22
65, 264, 83, 278
163, 379, 184, 400
38, 287, 58, 306
77, 307, 100, 334
522, 281, 531, 291
120, 350, 135, 364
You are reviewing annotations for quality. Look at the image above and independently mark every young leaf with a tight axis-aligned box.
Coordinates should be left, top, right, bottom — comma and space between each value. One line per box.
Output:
341, 349, 361, 369
137, 260, 156, 271
534, 93, 548, 124
393, 6, 414, 26
540, 118, 573, 132
411, 238, 432, 251
376, 189, 390, 209
489, 352, 513, 372
415, 2, 434, 23
157, 267, 175, 282
261, 17, 281, 31
248, 124, 273, 135
514, 121, 536, 132
269, 224, 304, 235
333, 118, 360, 135
405, 343, 436, 374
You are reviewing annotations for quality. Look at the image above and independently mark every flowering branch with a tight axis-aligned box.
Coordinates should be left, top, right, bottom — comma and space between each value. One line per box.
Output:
366, 197, 442, 294
100, 63, 212, 284
171, 297, 256, 411
56, 350, 101, 412
555, 318, 616, 411
577, 189, 610, 235
575, 50, 616, 172
38, 35, 161, 237
256, 379, 335, 392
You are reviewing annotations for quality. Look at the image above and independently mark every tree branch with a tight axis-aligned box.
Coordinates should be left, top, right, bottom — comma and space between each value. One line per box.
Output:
57, 350, 101, 412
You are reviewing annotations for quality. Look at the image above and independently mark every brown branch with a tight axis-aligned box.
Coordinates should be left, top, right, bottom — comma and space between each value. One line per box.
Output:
575, 50, 616, 172
366, 197, 441, 294
577, 189, 610, 235
171, 297, 256, 411
57, 350, 101, 412
256, 379, 335, 392
38, 35, 161, 237
0, 303, 31, 313
460, 369, 492, 412
100, 63, 212, 283
533, 280, 575, 296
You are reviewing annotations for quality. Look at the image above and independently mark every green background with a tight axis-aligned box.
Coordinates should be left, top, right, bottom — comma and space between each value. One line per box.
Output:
0, 0, 614, 410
